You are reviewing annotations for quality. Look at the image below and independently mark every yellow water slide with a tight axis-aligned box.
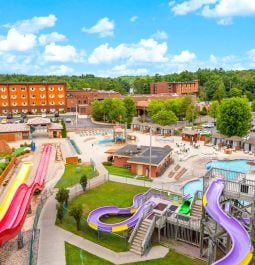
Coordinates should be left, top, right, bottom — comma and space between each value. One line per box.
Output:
0, 162, 32, 220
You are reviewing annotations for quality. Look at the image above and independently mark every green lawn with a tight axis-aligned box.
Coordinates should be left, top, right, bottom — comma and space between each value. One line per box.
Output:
57, 181, 148, 252
104, 165, 151, 182
65, 242, 206, 265
55, 164, 97, 189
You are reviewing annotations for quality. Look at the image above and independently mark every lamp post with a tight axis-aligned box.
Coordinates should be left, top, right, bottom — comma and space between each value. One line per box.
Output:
76, 104, 78, 126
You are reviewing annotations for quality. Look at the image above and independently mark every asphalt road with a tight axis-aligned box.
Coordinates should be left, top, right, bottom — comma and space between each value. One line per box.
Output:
0, 114, 113, 129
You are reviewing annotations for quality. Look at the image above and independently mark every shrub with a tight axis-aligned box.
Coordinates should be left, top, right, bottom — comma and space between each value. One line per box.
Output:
103, 161, 112, 166
56, 203, 65, 222
69, 205, 83, 230
80, 175, 88, 191
55, 188, 70, 206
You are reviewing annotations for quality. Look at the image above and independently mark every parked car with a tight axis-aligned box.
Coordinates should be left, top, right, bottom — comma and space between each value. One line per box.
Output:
65, 118, 72, 123
1, 119, 7, 124
54, 112, 59, 117
41, 113, 47, 118
6, 113, 13, 119
202, 123, 214, 128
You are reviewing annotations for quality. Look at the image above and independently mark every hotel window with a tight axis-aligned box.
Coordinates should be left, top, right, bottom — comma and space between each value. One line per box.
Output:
49, 94, 55, 98
21, 94, 26, 99
22, 102, 27, 106
1, 95, 7, 99
11, 87, 16, 91
0, 87, 6, 92
31, 94, 36, 99
2, 110, 8, 114
12, 102, 17, 106
31, 102, 36, 106
49, 87, 54, 91
21, 87, 26, 91
2, 102, 8, 106
58, 94, 64, 98
58, 86, 63, 91
50, 101, 55, 105
30, 87, 35, 91
40, 94, 46, 99
40, 87, 45, 91
41, 101, 46, 105
11, 95, 17, 99
59, 101, 64, 105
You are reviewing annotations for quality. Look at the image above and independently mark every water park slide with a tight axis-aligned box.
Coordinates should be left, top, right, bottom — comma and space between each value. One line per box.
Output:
203, 178, 253, 265
0, 144, 52, 246
0, 162, 32, 220
87, 192, 166, 233
178, 197, 193, 215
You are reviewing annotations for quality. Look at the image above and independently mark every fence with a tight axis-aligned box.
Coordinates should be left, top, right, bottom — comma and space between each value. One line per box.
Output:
108, 174, 183, 194
69, 174, 108, 200
28, 189, 53, 265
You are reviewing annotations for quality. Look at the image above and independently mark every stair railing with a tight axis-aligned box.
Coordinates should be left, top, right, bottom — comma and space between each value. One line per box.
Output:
141, 216, 156, 255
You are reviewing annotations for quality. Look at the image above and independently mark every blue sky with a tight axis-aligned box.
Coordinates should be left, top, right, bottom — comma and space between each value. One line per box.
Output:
0, 0, 255, 76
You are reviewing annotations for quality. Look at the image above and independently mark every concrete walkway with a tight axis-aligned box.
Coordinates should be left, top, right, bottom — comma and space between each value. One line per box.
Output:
37, 194, 169, 265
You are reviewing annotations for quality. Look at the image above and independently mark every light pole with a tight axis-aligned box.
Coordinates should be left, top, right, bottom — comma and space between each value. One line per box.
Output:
149, 126, 152, 179
76, 104, 78, 125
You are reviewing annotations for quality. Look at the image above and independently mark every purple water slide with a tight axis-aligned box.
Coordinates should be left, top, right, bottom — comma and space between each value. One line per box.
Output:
204, 178, 252, 265
87, 192, 155, 232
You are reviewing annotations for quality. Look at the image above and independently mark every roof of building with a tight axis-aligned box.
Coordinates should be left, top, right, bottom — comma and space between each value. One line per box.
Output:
212, 133, 226, 139
113, 144, 172, 165
27, 117, 51, 125
225, 136, 242, 141
0, 140, 12, 154
48, 123, 63, 130
0, 124, 29, 133
0, 82, 65, 85
182, 130, 198, 136
245, 135, 255, 144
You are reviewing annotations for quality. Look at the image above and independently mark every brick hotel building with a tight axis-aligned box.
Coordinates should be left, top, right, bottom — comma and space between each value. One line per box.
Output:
0, 82, 67, 114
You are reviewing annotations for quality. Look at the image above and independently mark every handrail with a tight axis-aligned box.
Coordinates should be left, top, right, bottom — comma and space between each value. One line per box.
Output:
141, 216, 156, 255
128, 203, 154, 244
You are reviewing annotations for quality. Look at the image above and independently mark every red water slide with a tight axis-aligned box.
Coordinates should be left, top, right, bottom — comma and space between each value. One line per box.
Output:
0, 144, 52, 246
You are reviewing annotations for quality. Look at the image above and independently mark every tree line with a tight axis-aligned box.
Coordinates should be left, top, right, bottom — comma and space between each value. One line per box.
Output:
1, 68, 255, 100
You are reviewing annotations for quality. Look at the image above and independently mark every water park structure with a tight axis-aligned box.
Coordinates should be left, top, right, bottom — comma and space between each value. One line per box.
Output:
0, 144, 52, 246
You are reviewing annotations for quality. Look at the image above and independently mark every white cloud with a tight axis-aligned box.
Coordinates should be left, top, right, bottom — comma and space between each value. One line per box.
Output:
0, 28, 36, 52
39, 32, 66, 45
7, 14, 57, 33
170, 0, 255, 25
43, 43, 80, 62
171, 0, 217, 15
152, 30, 168, 40
171, 50, 196, 63
82, 17, 114, 37
247, 49, 255, 62
88, 38, 168, 64
130, 16, 138, 22
47, 65, 74, 75
112, 64, 148, 76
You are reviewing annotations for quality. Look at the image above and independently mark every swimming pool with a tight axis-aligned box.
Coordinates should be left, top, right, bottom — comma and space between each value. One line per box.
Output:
207, 159, 255, 173
182, 178, 203, 196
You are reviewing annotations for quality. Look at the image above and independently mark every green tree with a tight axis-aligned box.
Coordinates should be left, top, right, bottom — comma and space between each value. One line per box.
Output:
55, 188, 69, 206
217, 97, 252, 137
179, 96, 193, 118
92, 100, 104, 121
61, 119, 67, 138
123, 96, 136, 125
251, 100, 255, 112
200, 106, 207, 115
147, 100, 165, 117
80, 174, 88, 191
209, 101, 220, 120
185, 104, 198, 123
229, 87, 242, 98
213, 81, 226, 101
152, 110, 177, 126
56, 203, 64, 222
69, 204, 83, 230
107, 98, 127, 123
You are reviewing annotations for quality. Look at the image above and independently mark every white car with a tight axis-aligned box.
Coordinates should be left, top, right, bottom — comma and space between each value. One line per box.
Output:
202, 123, 214, 128
41, 114, 47, 118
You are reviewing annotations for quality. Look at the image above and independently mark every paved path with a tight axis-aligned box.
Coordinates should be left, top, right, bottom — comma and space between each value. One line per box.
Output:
37, 194, 168, 265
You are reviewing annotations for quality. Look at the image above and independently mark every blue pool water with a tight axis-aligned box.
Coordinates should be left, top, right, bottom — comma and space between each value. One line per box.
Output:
182, 178, 203, 196
99, 139, 114, 144
207, 159, 255, 173
183, 159, 255, 196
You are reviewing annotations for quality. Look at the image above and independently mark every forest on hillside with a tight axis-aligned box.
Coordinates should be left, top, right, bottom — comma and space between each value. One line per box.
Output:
1, 68, 255, 101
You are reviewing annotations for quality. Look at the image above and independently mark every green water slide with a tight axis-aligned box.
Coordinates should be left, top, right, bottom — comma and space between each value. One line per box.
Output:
178, 197, 193, 215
